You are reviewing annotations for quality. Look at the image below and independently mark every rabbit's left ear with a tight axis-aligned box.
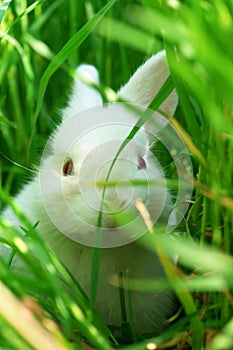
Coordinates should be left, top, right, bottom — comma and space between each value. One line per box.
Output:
62, 65, 103, 120
118, 51, 178, 116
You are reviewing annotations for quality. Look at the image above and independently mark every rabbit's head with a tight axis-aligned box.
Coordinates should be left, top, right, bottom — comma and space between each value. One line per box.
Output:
39, 51, 178, 248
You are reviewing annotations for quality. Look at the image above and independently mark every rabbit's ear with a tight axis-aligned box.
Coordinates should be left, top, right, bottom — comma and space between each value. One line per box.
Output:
118, 51, 178, 116
62, 65, 102, 120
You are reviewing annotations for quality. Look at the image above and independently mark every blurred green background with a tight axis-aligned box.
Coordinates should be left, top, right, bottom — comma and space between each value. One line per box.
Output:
1, 1, 233, 349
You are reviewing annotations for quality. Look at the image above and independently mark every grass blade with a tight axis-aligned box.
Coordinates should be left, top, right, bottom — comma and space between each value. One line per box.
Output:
0, 0, 12, 23
32, 0, 117, 127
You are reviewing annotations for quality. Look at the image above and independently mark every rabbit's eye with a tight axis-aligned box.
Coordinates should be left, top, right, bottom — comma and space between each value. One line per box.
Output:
138, 156, 147, 170
63, 158, 74, 176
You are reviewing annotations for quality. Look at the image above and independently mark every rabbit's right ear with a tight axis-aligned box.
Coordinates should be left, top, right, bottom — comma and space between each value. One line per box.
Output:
118, 51, 178, 116
62, 65, 103, 121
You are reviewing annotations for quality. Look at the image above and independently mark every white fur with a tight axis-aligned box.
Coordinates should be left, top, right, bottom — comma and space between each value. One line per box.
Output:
62, 65, 102, 118
118, 51, 178, 114
2, 51, 178, 336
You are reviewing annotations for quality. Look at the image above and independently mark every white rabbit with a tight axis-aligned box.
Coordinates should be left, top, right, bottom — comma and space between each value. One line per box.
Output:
2, 51, 178, 336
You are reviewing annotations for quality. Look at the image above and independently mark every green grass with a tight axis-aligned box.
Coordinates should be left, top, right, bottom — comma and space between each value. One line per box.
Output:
1, 0, 233, 349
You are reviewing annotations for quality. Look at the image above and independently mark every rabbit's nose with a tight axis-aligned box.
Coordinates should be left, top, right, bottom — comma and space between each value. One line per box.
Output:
104, 194, 127, 208
104, 181, 133, 209
103, 199, 128, 215
104, 190, 122, 206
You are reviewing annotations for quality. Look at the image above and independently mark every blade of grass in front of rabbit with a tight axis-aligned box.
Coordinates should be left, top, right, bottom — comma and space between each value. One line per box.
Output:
89, 105, 147, 307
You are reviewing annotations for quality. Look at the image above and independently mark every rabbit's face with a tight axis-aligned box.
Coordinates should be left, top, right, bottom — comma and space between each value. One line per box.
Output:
39, 51, 181, 248
39, 104, 169, 248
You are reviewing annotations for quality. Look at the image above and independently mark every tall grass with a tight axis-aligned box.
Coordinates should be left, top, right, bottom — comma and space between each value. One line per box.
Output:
0, 1, 233, 349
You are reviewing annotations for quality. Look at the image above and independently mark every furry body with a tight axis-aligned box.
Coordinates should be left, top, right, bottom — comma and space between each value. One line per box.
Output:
2, 51, 178, 335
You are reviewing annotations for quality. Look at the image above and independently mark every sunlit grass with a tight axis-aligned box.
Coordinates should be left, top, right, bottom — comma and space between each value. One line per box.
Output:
1, 1, 233, 349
